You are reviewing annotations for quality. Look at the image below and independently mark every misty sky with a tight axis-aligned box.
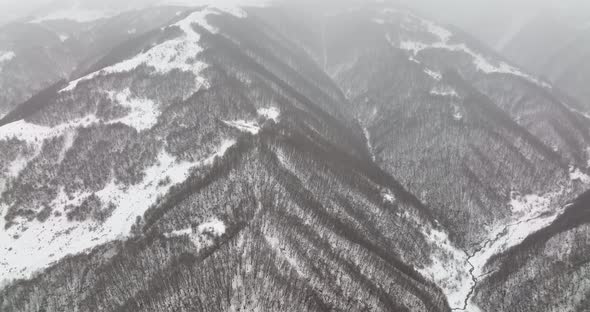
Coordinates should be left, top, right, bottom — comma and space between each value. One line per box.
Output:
404, 0, 590, 49
0, 0, 49, 21
0, 0, 588, 48
1, 0, 589, 21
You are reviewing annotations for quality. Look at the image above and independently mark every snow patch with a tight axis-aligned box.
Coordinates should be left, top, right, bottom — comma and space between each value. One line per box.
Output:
409, 55, 421, 64
418, 227, 471, 310
430, 86, 458, 97
164, 218, 226, 249
0, 115, 98, 145
223, 120, 260, 134
57, 131, 76, 163
0, 51, 15, 63
509, 191, 552, 216
107, 88, 160, 131
198, 219, 226, 236
569, 166, 590, 184
0, 51, 15, 71
199, 138, 236, 167
222, 107, 279, 134
7, 158, 30, 178
452, 105, 464, 121
257, 107, 280, 122
58, 34, 69, 42
424, 69, 442, 80
400, 40, 429, 56
165, 227, 193, 238
382, 191, 396, 203
422, 19, 452, 42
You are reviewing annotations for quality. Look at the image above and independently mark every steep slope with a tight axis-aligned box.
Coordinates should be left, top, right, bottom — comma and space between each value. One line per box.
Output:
256, 3, 590, 309
275, 3, 589, 248
0, 5, 450, 311
0, 6, 185, 118
0, 125, 451, 312
377, 9, 590, 168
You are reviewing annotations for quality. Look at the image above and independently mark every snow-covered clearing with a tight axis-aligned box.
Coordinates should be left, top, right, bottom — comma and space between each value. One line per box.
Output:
0, 88, 160, 153
223, 107, 281, 134
452, 105, 463, 121
107, 88, 160, 131
257, 107, 280, 122
223, 120, 261, 134
424, 68, 442, 80
430, 86, 458, 97
0, 115, 98, 146
382, 191, 396, 204
418, 226, 471, 310
6, 158, 30, 178
0, 89, 159, 178
0, 51, 15, 63
164, 218, 226, 250
57, 130, 76, 163
0, 139, 236, 285
569, 166, 590, 184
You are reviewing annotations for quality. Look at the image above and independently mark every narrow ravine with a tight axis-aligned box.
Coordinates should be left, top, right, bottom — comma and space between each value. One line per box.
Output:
452, 253, 477, 311
449, 201, 571, 311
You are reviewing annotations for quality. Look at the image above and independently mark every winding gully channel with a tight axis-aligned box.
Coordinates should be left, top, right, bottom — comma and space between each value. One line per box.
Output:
450, 202, 571, 311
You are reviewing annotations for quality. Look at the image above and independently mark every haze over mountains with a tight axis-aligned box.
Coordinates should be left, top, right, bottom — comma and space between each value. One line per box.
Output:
0, 1, 588, 311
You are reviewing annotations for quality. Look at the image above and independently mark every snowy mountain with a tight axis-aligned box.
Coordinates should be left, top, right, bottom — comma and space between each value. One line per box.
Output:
489, 12, 590, 115
0, 6, 188, 119
541, 29, 590, 114
0, 2, 589, 312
